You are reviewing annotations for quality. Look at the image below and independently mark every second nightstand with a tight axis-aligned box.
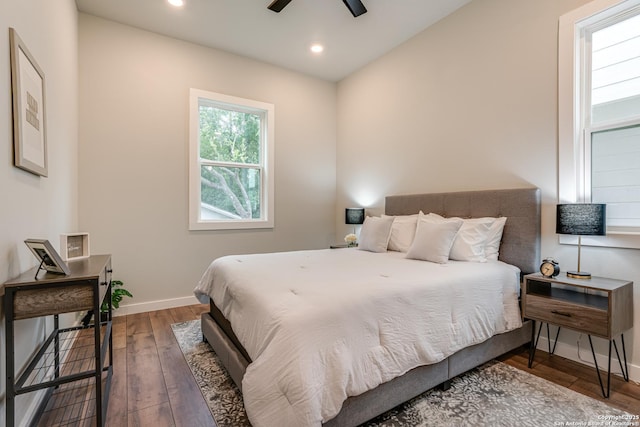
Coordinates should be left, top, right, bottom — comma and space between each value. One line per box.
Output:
522, 272, 633, 398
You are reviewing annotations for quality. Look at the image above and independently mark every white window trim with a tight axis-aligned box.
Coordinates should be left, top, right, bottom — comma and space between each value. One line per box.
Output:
189, 88, 275, 230
558, 0, 640, 249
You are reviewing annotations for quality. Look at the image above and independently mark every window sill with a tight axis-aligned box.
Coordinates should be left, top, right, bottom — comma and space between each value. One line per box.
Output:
189, 219, 274, 231
559, 233, 640, 250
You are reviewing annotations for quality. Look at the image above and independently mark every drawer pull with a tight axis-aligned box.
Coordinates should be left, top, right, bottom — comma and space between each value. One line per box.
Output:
551, 310, 572, 317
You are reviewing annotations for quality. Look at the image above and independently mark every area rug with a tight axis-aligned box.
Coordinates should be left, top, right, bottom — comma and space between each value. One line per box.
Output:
171, 320, 632, 426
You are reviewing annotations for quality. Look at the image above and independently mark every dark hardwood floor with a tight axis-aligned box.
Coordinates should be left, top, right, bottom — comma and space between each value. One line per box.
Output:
108, 304, 215, 427
38, 305, 640, 426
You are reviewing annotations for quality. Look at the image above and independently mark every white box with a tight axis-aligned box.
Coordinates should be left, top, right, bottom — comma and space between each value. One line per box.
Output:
60, 233, 90, 261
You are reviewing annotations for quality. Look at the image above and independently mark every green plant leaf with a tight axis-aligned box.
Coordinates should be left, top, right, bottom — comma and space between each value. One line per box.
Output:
100, 279, 133, 313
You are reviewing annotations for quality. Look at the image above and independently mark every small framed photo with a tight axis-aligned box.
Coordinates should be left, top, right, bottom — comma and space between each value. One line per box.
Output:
60, 232, 90, 261
24, 239, 70, 275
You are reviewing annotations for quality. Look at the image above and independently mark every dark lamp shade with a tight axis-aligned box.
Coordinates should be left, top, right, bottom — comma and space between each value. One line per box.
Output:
345, 208, 365, 225
556, 204, 606, 236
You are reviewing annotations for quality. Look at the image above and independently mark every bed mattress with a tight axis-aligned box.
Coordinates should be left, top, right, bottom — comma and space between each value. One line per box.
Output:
194, 248, 523, 427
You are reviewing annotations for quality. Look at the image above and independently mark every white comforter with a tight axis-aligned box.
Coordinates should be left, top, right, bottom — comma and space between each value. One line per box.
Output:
194, 249, 522, 427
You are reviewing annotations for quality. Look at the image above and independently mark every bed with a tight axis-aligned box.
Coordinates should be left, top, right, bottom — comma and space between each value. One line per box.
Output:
194, 187, 540, 427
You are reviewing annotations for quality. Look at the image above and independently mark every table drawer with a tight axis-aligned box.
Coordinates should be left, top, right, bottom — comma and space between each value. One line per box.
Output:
13, 282, 94, 320
525, 294, 609, 337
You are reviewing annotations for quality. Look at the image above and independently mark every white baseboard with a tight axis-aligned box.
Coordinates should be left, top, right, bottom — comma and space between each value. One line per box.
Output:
535, 334, 639, 383
113, 295, 202, 317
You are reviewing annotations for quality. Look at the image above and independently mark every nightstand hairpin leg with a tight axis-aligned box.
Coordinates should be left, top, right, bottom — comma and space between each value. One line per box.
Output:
548, 324, 561, 354
528, 321, 536, 368
528, 321, 561, 368
588, 335, 610, 398
612, 335, 629, 382
588, 334, 629, 398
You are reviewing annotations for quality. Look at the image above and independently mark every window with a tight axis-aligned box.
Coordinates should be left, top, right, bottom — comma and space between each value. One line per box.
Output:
559, 0, 640, 248
189, 89, 274, 230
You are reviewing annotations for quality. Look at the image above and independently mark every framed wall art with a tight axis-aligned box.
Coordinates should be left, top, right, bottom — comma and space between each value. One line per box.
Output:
60, 232, 90, 261
9, 28, 48, 177
24, 239, 70, 276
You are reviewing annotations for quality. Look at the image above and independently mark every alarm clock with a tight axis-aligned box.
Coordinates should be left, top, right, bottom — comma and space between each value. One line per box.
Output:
540, 258, 560, 278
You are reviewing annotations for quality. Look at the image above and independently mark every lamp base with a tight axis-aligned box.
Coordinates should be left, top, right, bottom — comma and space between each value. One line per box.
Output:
567, 271, 591, 279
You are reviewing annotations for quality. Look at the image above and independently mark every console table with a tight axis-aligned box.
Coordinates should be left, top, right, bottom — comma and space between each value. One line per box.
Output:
2, 254, 113, 426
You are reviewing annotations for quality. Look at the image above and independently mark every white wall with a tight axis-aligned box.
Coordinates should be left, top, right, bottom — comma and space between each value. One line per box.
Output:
78, 15, 337, 312
0, 0, 78, 425
337, 0, 640, 379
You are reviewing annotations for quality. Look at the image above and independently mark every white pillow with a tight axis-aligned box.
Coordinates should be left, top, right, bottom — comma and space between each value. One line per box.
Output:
383, 214, 418, 252
427, 213, 505, 262
449, 218, 494, 262
405, 214, 463, 263
358, 216, 394, 253
485, 216, 507, 261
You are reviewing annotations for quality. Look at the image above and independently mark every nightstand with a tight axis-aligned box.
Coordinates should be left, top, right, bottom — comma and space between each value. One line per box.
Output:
522, 273, 633, 398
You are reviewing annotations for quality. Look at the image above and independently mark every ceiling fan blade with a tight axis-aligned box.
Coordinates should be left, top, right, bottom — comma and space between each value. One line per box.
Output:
268, 0, 293, 13
343, 0, 367, 17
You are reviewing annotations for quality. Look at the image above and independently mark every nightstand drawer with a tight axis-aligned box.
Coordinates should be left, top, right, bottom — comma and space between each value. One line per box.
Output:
525, 294, 608, 337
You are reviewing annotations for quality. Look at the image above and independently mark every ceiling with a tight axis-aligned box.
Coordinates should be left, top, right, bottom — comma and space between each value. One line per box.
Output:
75, 0, 471, 82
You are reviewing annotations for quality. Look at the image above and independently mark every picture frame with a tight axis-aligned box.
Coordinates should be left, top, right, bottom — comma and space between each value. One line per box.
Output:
9, 28, 48, 177
60, 232, 90, 261
24, 239, 70, 275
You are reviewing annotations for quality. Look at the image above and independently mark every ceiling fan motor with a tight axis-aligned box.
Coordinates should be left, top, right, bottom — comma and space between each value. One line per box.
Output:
267, 0, 367, 18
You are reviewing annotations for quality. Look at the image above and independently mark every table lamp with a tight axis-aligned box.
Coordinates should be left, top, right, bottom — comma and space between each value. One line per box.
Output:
556, 203, 606, 279
345, 208, 365, 233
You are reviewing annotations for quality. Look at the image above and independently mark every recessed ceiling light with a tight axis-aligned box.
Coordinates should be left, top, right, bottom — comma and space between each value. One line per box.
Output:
168, 0, 184, 7
310, 44, 324, 54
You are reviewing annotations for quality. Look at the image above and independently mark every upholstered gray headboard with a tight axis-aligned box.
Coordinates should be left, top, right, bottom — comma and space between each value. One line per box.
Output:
385, 188, 541, 275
